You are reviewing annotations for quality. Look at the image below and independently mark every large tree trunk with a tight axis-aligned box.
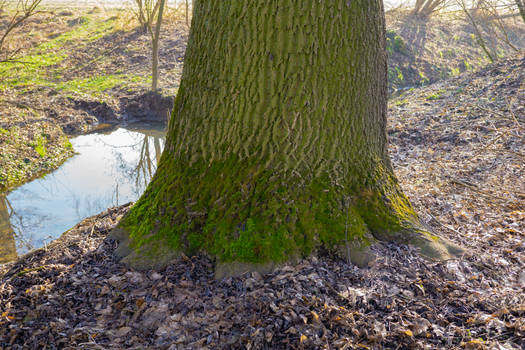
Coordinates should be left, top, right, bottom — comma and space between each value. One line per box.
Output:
112, 0, 462, 273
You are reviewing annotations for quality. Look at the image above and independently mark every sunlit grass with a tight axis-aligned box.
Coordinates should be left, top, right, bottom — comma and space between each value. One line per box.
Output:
0, 13, 120, 95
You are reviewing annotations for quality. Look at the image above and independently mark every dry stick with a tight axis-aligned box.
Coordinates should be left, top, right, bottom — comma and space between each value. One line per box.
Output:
427, 212, 464, 238
458, 0, 495, 62
493, 148, 525, 160
464, 102, 524, 130
478, 1, 519, 53
449, 177, 513, 202
505, 97, 524, 130
0, 0, 43, 58
471, 131, 505, 157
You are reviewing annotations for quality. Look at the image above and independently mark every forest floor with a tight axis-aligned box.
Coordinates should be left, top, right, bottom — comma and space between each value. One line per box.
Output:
1, 45, 524, 350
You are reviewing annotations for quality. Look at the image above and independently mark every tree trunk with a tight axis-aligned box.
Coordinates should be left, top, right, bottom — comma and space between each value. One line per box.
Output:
185, 0, 190, 28
112, 0, 462, 272
412, 0, 444, 18
151, 0, 166, 91
516, 0, 525, 23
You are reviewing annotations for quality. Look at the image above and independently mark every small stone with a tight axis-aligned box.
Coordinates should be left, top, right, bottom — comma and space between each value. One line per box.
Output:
244, 278, 256, 291
115, 326, 131, 337
150, 272, 163, 280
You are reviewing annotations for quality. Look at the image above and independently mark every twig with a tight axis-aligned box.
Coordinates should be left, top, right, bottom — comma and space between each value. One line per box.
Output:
449, 178, 511, 202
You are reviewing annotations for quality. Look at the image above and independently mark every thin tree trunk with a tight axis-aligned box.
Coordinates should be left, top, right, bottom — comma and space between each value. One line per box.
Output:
151, 0, 166, 91
459, 0, 495, 62
113, 0, 462, 272
185, 0, 190, 27
153, 137, 162, 165
516, 0, 525, 23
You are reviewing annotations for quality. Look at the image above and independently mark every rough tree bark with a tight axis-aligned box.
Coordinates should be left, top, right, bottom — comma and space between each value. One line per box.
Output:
111, 0, 462, 274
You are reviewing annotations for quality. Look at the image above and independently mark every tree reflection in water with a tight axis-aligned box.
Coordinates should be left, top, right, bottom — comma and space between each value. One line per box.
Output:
130, 128, 164, 193
0, 195, 17, 264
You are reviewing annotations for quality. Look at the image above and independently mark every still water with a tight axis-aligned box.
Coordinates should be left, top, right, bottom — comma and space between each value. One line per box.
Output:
0, 123, 166, 264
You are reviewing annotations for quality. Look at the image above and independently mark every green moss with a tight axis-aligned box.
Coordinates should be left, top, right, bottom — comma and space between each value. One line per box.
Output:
118, 154, 415, 264
33, 135, 47, 157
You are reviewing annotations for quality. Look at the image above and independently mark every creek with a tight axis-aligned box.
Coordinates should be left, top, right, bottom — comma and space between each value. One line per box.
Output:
0, 122, 166, 264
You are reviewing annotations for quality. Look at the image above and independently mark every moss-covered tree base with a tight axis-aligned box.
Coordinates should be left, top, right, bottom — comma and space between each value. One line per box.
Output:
109, 156, 463, 274
108, 0, 465, 275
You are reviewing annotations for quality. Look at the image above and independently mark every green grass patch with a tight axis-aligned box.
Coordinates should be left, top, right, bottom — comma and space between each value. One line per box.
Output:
0, 14, 119, 94
33, 135, 47, 157
56, 74, 147, 96
426, 89, 446, 101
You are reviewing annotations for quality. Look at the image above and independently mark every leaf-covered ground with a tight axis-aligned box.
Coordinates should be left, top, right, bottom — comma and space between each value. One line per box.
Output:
0, 53, 523, 349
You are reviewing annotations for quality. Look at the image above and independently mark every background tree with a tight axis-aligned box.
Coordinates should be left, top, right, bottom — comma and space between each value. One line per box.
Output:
0, 196, 17, 264
111, 0, 462, 273
0, 0, 42, 62
131, 0, 167, 90
515, 0, 525, 22
457, 0, 521, 62
411, 0, 448, 17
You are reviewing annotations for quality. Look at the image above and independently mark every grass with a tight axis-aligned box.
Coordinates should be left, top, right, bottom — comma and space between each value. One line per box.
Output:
426, 89, 446, 101
56, 74, 148, 95
0, 125, 73, 192
33, 135, 47, 158
0, 12, 145, 98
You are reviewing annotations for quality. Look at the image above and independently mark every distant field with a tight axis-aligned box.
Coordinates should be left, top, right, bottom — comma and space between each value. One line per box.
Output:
37, 0, 185, 8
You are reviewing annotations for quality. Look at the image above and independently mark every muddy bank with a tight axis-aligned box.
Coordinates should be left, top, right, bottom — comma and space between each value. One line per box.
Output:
0, 7, 184, 191
0, 88, 172, 192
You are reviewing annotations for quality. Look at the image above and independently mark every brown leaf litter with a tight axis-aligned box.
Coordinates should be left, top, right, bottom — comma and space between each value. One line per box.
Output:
0, 202, 523, 349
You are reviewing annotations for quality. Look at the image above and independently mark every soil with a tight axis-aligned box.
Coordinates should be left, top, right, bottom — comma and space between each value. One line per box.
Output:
0, 52, 524, 349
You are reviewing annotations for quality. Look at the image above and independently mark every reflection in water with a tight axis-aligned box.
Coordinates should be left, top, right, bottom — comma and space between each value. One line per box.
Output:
1, 123, 166, 262
0, 196, 17, 263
